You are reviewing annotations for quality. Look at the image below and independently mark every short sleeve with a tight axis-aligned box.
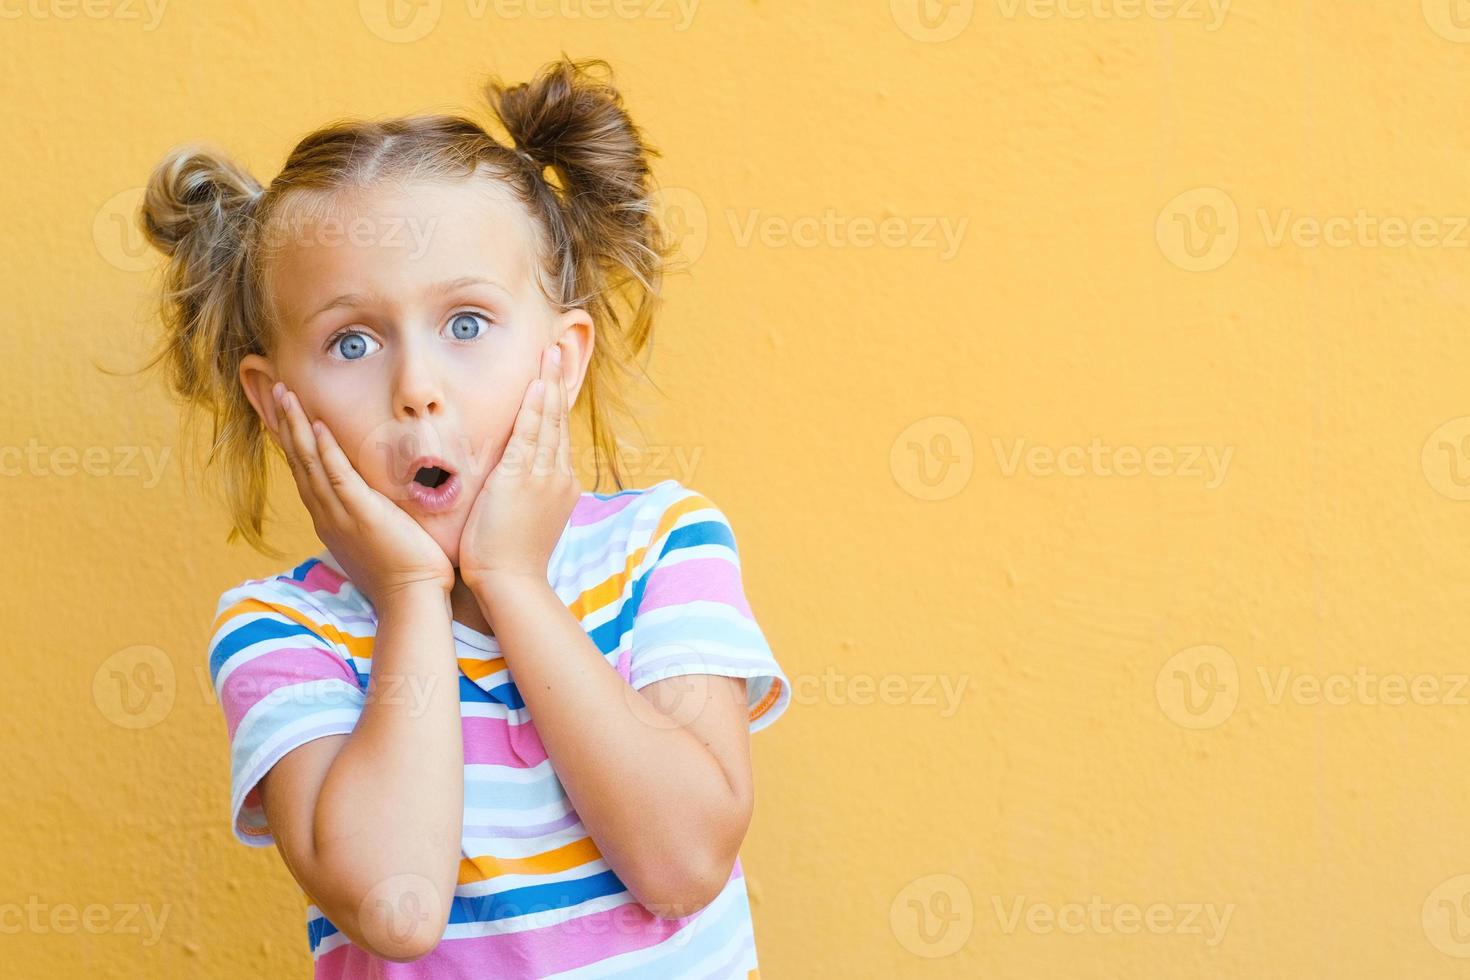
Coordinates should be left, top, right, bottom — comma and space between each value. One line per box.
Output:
626, 488, 791, 733
206, 581, 366, 847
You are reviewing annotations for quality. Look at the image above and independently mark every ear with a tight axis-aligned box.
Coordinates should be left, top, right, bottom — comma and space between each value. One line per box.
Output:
238, 353, 283, 440
552, 309, 594, 408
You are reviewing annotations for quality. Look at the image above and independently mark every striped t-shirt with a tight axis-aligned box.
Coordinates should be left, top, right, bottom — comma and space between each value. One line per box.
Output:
206, 478, 791, 978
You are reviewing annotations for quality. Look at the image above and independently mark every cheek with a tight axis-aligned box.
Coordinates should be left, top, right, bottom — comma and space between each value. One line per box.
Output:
458, 386, 537, 474
320, 414, 404, 496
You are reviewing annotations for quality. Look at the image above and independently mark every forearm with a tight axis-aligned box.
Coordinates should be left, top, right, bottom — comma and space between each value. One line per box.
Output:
312, 584, 465, 910
473, 576, 741, 912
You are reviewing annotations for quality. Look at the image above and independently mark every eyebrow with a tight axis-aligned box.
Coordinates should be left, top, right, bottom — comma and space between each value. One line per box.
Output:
304, 276, 510, 325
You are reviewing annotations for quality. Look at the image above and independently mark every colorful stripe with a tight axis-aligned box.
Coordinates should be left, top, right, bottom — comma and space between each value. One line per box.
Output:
206, 479, 790, 977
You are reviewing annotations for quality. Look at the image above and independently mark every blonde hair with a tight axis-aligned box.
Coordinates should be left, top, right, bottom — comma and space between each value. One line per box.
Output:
135, 57, 672, 557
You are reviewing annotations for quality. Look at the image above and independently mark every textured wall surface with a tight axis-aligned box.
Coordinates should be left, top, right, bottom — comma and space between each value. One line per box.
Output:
7, 1, 1470, 976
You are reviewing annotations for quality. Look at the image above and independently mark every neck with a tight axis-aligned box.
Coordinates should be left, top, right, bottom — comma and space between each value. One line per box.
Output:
449, 571, 493, 636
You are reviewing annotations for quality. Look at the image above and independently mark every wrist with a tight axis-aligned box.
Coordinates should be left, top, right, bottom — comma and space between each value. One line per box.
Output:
377, 580, 453, 615
465, 570, 549, 606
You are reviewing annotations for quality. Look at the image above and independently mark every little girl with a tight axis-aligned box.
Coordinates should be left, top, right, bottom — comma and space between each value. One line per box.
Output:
140, 57, 791, 978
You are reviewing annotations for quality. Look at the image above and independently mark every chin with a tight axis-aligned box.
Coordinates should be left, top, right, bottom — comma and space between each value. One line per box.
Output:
437, 531, 464, 570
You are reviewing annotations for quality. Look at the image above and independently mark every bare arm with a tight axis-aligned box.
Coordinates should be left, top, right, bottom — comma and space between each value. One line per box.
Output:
256, 583, 464, 962
472, 574, 754, 919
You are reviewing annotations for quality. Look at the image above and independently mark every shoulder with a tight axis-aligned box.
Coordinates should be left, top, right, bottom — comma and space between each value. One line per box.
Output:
618, 480, 750, 583
207, 555, 361, 681
211, 554, 353, 631
577, 478, 735, 550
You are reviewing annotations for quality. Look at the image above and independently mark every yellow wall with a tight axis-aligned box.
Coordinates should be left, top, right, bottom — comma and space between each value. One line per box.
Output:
9, 1, 1470, 975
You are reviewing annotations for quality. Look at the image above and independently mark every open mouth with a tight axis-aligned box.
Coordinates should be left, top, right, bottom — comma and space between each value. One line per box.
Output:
413, 465, 452, 489
404, 455, 461, 513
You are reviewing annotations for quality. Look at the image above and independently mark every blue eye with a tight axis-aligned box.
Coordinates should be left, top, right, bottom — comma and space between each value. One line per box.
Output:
448, 312, 488, 341
331, 330, 380, 360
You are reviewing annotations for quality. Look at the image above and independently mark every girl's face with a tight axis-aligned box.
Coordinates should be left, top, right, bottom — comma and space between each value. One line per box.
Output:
238, 177, 592, 567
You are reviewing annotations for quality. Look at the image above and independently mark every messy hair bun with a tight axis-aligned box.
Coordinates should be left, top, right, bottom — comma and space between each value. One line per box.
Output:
135, 56, 672, 556
486, 58, 672, 463
138, 145, 277, 553
488, 57, 664, 322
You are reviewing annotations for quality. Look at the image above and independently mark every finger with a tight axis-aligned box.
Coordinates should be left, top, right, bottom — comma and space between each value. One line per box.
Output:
506, 376, 545, 476
281, 388, 337, 522
308, 419, 364, 525
534, 347, 561, 476
556, 366, 572, 477
272, 384, 314, 511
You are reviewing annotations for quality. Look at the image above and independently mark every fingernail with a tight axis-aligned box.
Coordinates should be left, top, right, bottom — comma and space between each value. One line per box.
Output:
272, 382, 283, 400
549, 345, 562, 365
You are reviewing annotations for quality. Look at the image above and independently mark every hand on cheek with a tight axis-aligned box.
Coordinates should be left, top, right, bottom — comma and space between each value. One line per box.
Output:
457, 342, 581, 591
266, 381, 455, 606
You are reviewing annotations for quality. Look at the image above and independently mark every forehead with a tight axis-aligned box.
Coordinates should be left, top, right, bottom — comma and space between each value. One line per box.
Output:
262, 177, 543, 330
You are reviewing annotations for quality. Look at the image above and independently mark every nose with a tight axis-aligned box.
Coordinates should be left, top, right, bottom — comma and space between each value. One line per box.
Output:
391, 342, 443, 420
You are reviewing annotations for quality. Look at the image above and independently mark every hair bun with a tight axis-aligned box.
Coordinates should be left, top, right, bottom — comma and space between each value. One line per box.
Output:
485, 57, 653, 197
140, 144, 262, 258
